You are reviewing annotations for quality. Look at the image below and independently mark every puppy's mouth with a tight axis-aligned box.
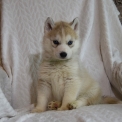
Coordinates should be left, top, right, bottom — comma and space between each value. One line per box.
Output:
58, 56, 71, 61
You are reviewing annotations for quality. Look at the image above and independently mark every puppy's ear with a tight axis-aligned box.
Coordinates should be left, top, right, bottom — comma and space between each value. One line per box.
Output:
44, 17, 54, 33
70, 17, 79, 31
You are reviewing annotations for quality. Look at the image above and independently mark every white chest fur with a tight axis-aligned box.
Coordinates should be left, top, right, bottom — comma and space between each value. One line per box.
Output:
39, 60, 79, 101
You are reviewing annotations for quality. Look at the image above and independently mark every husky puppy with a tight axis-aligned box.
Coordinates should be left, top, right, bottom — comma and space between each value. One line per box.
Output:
32, 17, 119, 113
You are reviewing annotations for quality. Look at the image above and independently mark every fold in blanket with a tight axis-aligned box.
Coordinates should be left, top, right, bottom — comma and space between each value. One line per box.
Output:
1, 0, 122, 109
99, 0, 122, 95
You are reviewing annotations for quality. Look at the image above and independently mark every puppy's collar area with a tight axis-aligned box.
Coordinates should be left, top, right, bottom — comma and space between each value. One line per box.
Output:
42, 57, 71, 63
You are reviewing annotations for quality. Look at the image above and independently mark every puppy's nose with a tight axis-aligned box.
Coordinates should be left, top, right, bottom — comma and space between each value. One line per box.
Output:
60, 52, 67, 58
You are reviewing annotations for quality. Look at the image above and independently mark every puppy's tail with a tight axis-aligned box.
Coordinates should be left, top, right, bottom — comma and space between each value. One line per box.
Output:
101, 96, 122, 104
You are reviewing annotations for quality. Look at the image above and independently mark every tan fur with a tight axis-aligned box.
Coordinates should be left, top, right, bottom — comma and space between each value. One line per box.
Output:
32, 18, 121, 113
102, 96, 121, 104
48, 21, 77, 39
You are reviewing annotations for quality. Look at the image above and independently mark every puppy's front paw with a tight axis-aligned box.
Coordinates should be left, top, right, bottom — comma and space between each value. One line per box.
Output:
31, 107, 44, 113
48, 101, 61, 110
57, 106, 68, 111
68, 101, 77, 110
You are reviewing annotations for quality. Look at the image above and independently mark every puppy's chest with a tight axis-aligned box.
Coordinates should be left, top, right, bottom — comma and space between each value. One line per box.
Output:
39, 63, 72, 100
40, 63, 70, 84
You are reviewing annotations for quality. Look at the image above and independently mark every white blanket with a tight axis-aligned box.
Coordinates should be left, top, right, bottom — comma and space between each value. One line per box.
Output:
1, 0, 122, 121
0, 0, 122, 122
1, 104, 122, 122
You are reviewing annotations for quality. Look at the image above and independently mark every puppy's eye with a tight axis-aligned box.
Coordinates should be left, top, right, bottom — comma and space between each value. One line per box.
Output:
53, 40, 59, 45
68, 40, 73, 45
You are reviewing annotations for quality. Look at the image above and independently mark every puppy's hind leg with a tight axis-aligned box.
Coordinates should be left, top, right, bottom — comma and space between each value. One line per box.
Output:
68, 98, 88, 110
68, 88, 101, 110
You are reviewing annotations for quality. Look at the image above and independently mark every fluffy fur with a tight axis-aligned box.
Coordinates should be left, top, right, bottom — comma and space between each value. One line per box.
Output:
32, 17, 120, 113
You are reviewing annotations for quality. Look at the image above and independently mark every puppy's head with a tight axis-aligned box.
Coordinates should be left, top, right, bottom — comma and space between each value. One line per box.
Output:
43, 17, 80, 61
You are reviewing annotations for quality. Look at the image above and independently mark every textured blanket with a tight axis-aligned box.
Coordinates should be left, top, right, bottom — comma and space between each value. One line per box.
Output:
1, 104, 122, 122
1, 0, 122, 121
